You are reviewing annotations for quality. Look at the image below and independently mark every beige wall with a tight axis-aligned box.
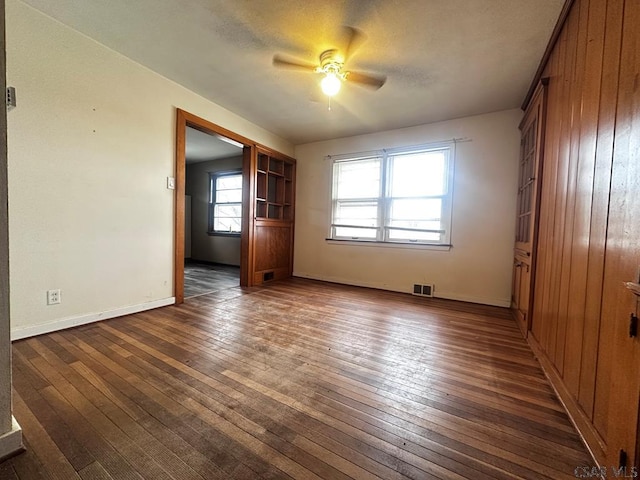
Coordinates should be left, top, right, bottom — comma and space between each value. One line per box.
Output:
6, 0, 292, 339
185, 156, 242, 265
293, 109, 522, 307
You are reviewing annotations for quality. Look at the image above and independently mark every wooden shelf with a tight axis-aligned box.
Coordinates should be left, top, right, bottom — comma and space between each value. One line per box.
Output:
255, 152, 294, 221
256, 200, 267, 218
258, 153, 269, 172
284, 163, 293, 181
269, 157, 284, 175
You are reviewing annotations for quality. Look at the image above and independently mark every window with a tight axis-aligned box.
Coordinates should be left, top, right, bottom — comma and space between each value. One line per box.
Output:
209, 171, 242, 234
330, 144, 454, 245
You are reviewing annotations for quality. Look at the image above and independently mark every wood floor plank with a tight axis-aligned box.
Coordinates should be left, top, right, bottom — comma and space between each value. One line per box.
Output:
70, 328, 343, 480
184, 261, 239, 298
0, 457, 20, 479
78, 461, 116, 480
5, 277, 594, 479
131, 296, 572, 450
140, 303, 567, 427
58, 330, 290, 480
11, 361, 95, 472
117, 304, 584, 476
8, 437, 54, 480
95, 322, 456, 478
11, 391, 81, 480
94, 325, 417, 478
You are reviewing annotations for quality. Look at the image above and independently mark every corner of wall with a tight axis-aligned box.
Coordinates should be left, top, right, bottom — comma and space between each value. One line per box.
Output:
0, 417, 23, 463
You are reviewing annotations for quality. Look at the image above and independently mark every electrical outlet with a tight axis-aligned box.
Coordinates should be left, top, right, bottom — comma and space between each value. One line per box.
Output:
412, 283, 434, 298
6, 86, 16, 111
47, 289, 61, 305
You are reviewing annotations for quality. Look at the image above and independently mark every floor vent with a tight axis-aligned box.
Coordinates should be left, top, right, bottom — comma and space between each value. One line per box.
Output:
263, 271, 275, 282
412, 283, 434, 297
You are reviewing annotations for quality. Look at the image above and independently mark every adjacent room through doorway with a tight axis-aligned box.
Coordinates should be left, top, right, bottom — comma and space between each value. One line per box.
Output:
183, 126, 244, 298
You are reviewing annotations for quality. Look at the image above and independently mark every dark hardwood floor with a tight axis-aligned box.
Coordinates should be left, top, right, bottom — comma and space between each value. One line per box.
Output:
2, 278, 593, 479
183, 260, 239, 298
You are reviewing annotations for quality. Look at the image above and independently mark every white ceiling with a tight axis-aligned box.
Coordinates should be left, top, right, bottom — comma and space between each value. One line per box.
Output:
185, 127, 243, 164
22, 0, 563, 145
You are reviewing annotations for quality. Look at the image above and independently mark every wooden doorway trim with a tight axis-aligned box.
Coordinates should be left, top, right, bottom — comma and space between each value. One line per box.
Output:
174, 109, 255, 304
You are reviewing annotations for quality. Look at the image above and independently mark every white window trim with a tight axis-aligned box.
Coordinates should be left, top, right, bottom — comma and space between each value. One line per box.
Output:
325, 238, 451, 251
208, 170, 242, 235
327, 141, 455, 247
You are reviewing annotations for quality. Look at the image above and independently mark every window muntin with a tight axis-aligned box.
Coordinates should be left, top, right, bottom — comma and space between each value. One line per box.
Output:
209, 172, 242, 234
330, 145, 453, 245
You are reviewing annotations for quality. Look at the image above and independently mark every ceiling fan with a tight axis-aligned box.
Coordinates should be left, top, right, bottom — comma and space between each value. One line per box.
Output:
272, 27, 386, 98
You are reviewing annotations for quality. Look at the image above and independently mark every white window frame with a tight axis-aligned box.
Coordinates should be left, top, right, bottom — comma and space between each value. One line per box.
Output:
329, 142, 454, 246
208, 170, 242, 235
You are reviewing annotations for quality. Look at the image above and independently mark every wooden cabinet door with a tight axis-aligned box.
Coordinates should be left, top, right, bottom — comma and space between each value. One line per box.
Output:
512, 81, 546, 334
511, 258, 522, 312
512, 253, 531, 336
515, 82, 546, 254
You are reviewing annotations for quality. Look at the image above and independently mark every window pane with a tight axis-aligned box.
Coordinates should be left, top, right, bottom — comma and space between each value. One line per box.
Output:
388, 229, 441, 242
389, 151, 446, 197
215, 204, 241, 218
214, 204, 241, 232
214, 217, 241, 233
215, 174, 242, 203
216, 175, 242, 190
334, 201, 378, 227
329, 145, 452, 245
334, 227, 377, 239
389, 198, 442, 223
216, 189, 242, 203
335, 158, 381, 199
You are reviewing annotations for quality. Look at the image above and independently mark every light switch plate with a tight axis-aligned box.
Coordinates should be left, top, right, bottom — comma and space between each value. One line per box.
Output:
167, 177, 175, 189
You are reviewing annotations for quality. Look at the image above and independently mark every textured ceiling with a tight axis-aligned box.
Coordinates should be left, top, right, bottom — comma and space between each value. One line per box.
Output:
22, 0, 563, 145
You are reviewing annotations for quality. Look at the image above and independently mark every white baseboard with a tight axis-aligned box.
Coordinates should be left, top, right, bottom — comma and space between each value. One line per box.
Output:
432, 291, 510, 308
10, 297, 175, 341
292, 272, 510, 308
0, 417, 23, 462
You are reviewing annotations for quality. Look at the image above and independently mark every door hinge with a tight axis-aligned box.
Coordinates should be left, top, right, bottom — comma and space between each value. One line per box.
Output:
619, 449, 628, 469
630, 314, 638, 338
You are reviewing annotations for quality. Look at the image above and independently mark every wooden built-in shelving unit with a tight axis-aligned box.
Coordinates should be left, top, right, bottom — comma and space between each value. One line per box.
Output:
256, 153, 294, 221
251, 149, 296, 285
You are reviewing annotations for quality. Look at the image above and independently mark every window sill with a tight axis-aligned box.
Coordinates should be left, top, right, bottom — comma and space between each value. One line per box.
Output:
207, 231, 241, 238
325, 239, 451, 251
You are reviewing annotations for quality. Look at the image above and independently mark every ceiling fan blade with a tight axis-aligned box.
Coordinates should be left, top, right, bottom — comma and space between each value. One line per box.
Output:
272, 55, 317, 72
346, 71, 387, 89
342, 26, 366, 63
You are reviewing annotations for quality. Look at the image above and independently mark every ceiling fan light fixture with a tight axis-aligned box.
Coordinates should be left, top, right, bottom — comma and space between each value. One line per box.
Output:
321, 72, 342, 96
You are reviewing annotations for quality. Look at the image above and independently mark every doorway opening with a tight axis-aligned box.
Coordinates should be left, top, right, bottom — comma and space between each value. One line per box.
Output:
183, 127, 243, 298
175, 110, 253, 303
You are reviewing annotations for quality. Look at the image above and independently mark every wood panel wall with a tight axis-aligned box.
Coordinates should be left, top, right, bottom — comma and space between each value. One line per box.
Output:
528, 0, 639, 466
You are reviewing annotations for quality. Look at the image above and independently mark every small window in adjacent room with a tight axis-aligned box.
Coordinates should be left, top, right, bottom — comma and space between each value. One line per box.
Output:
209, 171, 242, 234
329, 143, 454, 246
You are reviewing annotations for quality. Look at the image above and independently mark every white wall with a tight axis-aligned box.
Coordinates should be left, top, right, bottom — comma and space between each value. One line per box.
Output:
0, 0, 23, 457
185, 156, 242, 266
293, 109, 522, 307
6, 0, 292, 339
